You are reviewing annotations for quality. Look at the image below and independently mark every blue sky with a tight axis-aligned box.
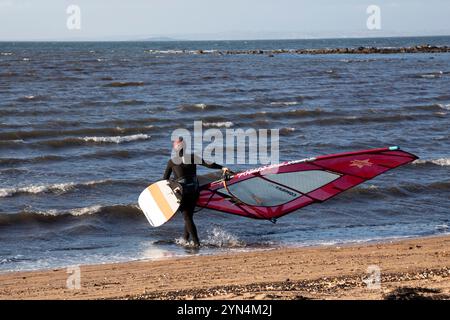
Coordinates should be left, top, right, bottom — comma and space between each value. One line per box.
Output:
1, 0, 449, 40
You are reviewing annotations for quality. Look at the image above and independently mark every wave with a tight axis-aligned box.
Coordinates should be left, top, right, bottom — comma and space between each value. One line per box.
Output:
0, 204, 142, 226
297, 112, 437, 126
145, 49, 221, 55
0, 126, 155, 141
203, 121, 234, 128
247, 88, 270, 93
270, 101, 301, 106
345, 180, 450, 198
82, 134, 150, 143
0, 71, 18, 78
400, 103, 450, 112
175, 80, 195, 85
0, 139, 24, 147
0, 149, 162, 167
178, 103, 223, 112
413, 158, 450, 167
52, 76, 84, 82
417, 71, 444, 79
114, 99, 146, 106
104, 81, 145, 87
339, 58, 379, 63
252, 119, 270, 126
255, 95, 314, 104
222, 88, 245, 93
145, 49, 185, 54
81, 149, 134, 159
0, 168, 29, 175
243, 108, 330, 122
434, 94, 450, 101
278, 108, 325, 117
16, 95, 49, 102
60, 224, 110, 237
436, 103, 450, 111
0, 108, 70, 117
279, 127, 296, 135
0, 153, 104, 166
0, 180, 115, 198
81, 117, 161, 128
38, 134, 150, 147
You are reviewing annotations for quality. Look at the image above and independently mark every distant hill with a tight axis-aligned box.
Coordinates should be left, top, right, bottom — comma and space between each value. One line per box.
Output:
141, 36, 180, 42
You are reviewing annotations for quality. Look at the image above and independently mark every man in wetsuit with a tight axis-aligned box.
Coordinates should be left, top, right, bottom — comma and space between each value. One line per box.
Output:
163, 137, 227, 247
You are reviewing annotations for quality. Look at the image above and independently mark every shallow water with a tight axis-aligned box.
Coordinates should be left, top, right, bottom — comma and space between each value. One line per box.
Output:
0, 37, 449, 272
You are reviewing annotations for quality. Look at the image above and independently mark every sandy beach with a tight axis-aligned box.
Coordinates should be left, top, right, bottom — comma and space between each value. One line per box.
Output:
0, 235, 449, 300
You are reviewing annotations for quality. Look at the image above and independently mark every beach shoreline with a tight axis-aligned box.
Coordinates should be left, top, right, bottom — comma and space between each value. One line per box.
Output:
0, 235, 449, 300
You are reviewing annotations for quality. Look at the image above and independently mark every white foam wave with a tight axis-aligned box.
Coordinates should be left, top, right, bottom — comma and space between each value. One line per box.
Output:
31, 205, 103, 217
0, 180, 110, 198
203, 121, 233, 128
435, 224, 449, 232
82, 134, 150, 143
436, 103, 450, 111
68, 205, 103, 216
270, 101, 299, 106
420, 71, 443, 78
364, 184, 379, 190
146, 49, 184, 54
413, 158, 450, 166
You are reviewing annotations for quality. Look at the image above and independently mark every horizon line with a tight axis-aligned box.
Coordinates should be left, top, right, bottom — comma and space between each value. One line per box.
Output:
1, 34, 450, 43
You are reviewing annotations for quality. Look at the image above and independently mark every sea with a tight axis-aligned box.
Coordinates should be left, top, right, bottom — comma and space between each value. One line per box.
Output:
0, 36, 449, 272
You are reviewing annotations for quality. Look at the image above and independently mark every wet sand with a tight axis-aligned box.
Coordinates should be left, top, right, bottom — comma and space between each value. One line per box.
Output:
0, 236, 449, 300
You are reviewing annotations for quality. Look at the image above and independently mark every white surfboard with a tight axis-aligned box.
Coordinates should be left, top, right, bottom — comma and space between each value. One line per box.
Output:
138, 180, 182, 227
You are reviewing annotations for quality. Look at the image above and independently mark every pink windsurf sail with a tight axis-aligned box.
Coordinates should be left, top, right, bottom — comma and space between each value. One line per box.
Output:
197, 146, 418, 221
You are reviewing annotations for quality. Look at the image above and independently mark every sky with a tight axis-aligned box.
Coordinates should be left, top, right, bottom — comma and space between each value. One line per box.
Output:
0, 0, 449, 41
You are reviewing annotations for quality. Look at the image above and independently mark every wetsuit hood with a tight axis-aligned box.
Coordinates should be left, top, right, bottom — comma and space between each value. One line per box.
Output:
172, 137, 187, 161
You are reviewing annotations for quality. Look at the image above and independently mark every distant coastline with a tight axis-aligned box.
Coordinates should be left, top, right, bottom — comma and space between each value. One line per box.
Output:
2, 34, 450, 43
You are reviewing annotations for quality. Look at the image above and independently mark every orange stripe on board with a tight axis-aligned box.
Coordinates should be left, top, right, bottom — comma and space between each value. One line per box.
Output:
148, 184, 174, 220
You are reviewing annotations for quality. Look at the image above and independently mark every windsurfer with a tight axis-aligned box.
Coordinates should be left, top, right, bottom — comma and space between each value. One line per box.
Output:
164, 137, 228, 247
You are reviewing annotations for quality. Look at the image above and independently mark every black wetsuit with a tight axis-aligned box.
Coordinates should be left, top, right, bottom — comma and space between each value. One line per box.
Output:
163, 154, 222, 246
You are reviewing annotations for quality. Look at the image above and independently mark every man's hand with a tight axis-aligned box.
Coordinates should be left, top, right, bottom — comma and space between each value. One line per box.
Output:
222, 167, 234, 180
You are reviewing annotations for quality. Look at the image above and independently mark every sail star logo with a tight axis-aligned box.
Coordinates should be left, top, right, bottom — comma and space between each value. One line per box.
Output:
349, 159, 373, 169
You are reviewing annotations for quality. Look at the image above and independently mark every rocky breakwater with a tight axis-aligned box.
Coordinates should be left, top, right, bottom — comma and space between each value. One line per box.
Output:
145, 45, 450, 56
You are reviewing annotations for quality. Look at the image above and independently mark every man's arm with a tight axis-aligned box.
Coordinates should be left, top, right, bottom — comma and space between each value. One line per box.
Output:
163, 160, 172, 180
192, 154, 223, 170
202, 160, 223, 170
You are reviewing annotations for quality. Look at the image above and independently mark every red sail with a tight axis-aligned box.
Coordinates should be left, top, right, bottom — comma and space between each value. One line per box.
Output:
197, 147, 418, 220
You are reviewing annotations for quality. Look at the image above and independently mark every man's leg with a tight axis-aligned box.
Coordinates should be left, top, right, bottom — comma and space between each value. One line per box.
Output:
182, 206, 200, 246
183, 220, 190, 242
